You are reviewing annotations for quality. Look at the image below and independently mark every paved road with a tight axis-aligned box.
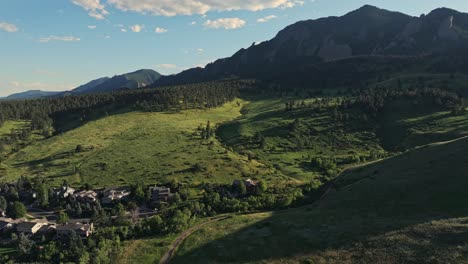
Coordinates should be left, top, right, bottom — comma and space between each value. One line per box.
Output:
159, 215, 232, 264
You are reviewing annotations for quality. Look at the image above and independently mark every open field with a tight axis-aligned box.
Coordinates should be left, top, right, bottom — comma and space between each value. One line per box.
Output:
168, 136, 468, 263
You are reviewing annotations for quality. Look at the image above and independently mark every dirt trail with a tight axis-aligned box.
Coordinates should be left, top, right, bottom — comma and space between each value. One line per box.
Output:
159, 215, 231, 264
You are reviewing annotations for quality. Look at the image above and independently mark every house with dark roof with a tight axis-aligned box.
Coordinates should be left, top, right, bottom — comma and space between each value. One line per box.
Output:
16, 221, 46, 235
56, 222, 94, 238
149, 186, 174, 202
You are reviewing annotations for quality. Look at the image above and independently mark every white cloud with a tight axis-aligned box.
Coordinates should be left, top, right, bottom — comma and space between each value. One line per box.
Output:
154, 27, 168, 33
257, 15, 277, 23
72, 0, 109, 20
130, 24, 144, 32
190, 21, 197, 26
0, 22, 18, 32
156, 64, 177, 69
204, 18, 246, 30
196, 48, 204, 53
88, 25, 97, 29
38, 35, 81, 43
106, 0, 299, 16
120, 28, 127, 32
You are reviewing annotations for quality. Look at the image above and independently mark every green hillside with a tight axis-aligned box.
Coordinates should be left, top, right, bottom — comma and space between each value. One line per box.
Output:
170, 136, 468, 263
0, 100, 274, 187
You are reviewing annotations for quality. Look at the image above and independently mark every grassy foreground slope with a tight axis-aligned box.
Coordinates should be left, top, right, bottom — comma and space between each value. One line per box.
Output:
172, 136, 468, 264
0, 100, 273, 187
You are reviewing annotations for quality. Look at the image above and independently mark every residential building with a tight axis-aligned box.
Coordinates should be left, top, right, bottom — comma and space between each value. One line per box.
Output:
102, 188, 130, 204
149, 186, 174, 202
55, 186, 76, 198
56, 222, 94, 238
72, 190, 98, 203
16, 221, 47, 235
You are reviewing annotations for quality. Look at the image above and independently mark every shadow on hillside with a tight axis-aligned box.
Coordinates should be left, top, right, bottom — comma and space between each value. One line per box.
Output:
172, 203, 468, 264
172, 137, 468, 263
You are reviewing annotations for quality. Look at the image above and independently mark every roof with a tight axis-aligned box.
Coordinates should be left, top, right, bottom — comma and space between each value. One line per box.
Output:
16, 222, 40, 230
73, 190, 98, 199
56, 222, 93, 233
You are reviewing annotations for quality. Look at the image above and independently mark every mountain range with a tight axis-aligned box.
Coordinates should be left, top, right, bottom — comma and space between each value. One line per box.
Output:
6, 5, 468, 98
152, 5, 468, 86
4, 69, 161, 100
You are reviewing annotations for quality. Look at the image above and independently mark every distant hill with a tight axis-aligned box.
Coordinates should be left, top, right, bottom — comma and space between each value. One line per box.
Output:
73, 69, 161, 94
72, 77, 110, 93
5, 90, 62, 100
153, 5, 468, 86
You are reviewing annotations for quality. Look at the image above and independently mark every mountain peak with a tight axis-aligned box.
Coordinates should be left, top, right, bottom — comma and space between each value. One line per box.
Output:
429, 7, 459, 15
346, 4, 384, 16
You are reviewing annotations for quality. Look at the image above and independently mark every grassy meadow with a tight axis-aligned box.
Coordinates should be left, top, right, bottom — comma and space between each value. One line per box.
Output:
0, 100, 276, 187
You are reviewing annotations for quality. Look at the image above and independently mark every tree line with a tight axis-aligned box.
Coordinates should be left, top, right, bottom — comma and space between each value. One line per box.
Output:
0, 80, 247, 134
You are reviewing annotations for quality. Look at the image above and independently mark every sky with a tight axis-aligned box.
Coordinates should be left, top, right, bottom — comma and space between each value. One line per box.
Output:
1, 0, 468, 97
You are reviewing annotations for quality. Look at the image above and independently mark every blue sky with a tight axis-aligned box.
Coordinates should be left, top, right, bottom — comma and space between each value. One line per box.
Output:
1, 0, 468, 96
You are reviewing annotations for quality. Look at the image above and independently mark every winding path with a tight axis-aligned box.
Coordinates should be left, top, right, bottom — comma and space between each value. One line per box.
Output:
159, 215, 232, 264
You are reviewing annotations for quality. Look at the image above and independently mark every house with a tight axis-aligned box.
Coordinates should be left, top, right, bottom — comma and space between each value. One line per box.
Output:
37, 223, 56, 235
149, 186, 174, 202
72, 190, 98, 203
55, 186, 76, 198
232, 179, 259, 194
16, 221, 47, 235
102, 188, 130, 204
244, 179, 259, 194
56, 222, 94, 238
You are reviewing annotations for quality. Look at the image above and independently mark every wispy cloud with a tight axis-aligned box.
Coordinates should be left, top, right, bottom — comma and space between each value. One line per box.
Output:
106, 0, 302, 16
204, 18, 246, 30
38, 35, 81, 43
130, 24, 143, 32
154, 27, 168, 33
72, 0, 109, 20
257, 15, 277, 23
88, 25, 97, 29
0, 22, 18, 32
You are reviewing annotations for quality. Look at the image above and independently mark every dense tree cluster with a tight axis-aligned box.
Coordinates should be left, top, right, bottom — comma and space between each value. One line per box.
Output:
353, 87, 463, 114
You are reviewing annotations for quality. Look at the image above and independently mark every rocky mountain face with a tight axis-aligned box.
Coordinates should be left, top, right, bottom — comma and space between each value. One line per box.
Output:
154, 5, 468, 86
73, 69, 161, 94
72, 77, 110, 94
